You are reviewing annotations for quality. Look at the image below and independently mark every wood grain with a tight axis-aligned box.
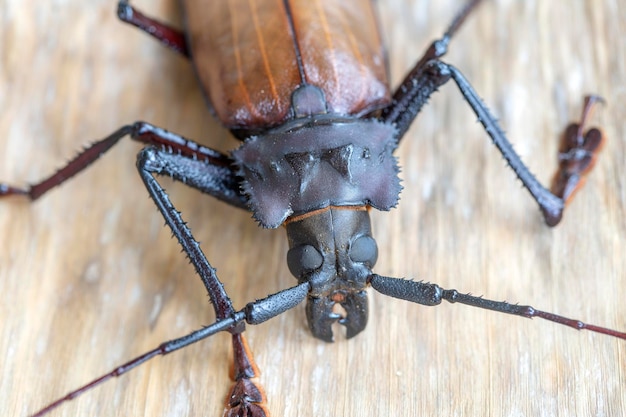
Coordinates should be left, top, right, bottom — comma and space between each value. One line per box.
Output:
1, 1, 624, 416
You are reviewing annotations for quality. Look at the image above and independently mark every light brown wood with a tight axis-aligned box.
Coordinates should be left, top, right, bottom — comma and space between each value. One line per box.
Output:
1, 1, 624, 416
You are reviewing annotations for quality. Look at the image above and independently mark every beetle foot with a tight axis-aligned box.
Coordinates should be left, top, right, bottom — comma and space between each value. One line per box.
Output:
224, 334, 269, 416
224, 378, 269, 417
543, 96, 604, 226
551, 98, 605, 204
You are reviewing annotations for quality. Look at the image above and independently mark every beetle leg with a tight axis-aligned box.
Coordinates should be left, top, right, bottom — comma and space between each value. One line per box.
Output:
126, 125, 248, 210
0, 122, 246, 209
384, 58, 603, 226
442, 63, 602, 226
381, 57, 452, 139
550, 95, 605, 204
383, 0, 603, 226
382, 0, 483, 137
117, 1, 190, 57
137, 147, 277, 416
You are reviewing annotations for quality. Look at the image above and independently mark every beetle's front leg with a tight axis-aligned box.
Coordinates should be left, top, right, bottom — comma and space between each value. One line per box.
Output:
0, 121, 248, 209
137, 147, 269, 417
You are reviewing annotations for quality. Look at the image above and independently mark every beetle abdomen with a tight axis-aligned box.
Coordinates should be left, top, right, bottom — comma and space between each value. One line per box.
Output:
182, 0, 390, 130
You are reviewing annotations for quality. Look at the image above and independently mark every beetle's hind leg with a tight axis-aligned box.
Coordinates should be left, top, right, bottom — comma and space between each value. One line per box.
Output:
117, 1, 190, 57
137, 146, 270, 417
381, 0, 483, 139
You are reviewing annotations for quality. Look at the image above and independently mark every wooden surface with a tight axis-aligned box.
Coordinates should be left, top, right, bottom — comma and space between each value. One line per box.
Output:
1, 1, 625, 416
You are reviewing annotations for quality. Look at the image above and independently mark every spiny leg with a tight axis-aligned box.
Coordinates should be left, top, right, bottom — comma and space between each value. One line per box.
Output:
117, 0, 189, 57
137, 147, 269, 417
442, 68, 606, 225
442, 64, 568, 225
383, 59, 566, 225
2, 124, 259, 411
3, 123, 266, 413
0, 121, 246, 210
382, 0, 603, 226
382, 0, 483, 137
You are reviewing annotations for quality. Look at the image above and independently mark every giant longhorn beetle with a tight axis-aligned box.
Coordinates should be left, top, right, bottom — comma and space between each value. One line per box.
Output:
1, 0, 624, 415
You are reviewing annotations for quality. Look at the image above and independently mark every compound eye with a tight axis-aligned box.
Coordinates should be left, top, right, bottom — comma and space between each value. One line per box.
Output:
349, 235, 378, 267
287, 245, 323, 278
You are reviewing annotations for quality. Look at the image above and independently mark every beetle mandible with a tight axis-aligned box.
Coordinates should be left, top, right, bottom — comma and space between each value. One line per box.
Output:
1, 0, 624, 416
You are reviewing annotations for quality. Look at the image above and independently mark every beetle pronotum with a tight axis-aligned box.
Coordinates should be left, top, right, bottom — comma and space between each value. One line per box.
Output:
1, 0, 625, 416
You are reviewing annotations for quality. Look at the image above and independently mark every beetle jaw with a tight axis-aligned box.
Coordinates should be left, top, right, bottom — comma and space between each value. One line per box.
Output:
306, 289, 369, 342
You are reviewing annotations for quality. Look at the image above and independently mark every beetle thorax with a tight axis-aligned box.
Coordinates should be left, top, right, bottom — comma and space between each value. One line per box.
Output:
285, 206, 378, 342
231, 114, 401, 228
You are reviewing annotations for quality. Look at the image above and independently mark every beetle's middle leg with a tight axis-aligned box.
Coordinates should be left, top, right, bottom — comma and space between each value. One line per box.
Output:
382, 0, 604, 226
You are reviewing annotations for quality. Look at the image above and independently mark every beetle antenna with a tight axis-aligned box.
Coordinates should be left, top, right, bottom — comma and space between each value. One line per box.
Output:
30, 283, 309, 417
30, 316, 241, 417
369, 274, 626, 340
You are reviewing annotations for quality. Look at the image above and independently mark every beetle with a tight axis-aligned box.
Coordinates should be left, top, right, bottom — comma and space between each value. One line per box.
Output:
1, 0, 625, 416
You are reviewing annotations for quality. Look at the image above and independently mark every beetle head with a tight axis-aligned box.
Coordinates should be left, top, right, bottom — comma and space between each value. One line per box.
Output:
285, 206, 378, 342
